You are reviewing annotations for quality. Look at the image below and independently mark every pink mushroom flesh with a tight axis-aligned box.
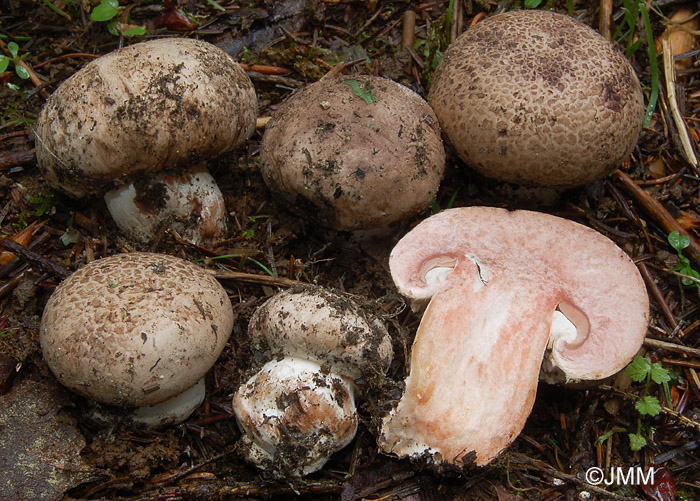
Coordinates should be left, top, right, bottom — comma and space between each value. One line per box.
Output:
379, 207, 649, 466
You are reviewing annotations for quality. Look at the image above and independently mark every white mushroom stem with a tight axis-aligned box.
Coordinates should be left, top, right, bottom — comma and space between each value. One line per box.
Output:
130, 377, 206, 427
103, 164, 227, 245
233, 357, 358, 477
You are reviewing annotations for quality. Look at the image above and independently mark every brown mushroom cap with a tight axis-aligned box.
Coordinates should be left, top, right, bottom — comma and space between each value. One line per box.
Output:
247, 285, 393, 380
430, 10, 645, 187
40, 252, 233, 408
260, 75, 445, 230
379, 207, 649, 466
35, 37, 257, 198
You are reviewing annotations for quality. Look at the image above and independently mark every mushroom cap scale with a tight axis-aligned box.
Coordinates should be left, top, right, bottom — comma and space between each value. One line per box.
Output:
380, 207, 648, 466
40, 252, 233, 407
260, 75, 445, 230
35, 37, 257, 198
429, 10, 644, 187
247, 286, 393, 381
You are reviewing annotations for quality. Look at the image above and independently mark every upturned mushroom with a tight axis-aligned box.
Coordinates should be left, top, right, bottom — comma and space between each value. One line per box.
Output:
233, 286, 393, 476
260, 75, 445, 230
34, 37, 257, 244
40, 252, 234, 426
378, 207, 649, 466
429, 10, 645, 187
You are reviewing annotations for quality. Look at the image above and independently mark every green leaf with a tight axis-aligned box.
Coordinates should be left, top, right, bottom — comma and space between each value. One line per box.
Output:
629, 433, 647, 451
122, 26, 147, 36
635, 395, 662, 416
626, 354, 651, 382
343, 79, 376, 105
205, 0, 226, 11
524, 0, 543, 8
0, 56, 10, 73
107, 21, 119, 36
15, 65, 30, 80
7, 41, 19, 59
669, 230, 690, 252
650, 361, 671, 385
91, 2, 118, 22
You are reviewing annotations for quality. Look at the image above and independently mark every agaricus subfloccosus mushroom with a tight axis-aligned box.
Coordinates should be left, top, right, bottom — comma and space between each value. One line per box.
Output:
260, 75, 445, 230
233, 286, 393, 476
40, 252, 233, 426
379, 207, 649, 466
430, 10, 645, 187
34, 37, 257, 244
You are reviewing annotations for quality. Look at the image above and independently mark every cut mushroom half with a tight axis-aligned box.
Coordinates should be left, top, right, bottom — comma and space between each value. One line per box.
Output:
379, 207, 649, 466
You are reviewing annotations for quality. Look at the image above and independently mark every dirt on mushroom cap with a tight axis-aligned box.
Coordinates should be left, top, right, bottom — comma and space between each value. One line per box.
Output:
260, 75, 445, 230
34, 38, 257, 198
40, 252, 234, 407
429, 10, 645, 187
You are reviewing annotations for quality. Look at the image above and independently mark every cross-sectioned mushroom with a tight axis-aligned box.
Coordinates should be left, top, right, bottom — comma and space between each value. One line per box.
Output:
260, 75, 445, 230
40, 252, 234, 427
430, 10, 645, 187
34, 37, 257, 244
233, 286, 393, 476
378, 207, 649, 466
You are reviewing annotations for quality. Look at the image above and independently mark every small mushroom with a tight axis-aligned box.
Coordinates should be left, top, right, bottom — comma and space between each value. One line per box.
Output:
34, 37, 257, 244
430, 10, 645, 187
378, 207, 649, 466
40, 252, 234, 426
233, 286, 393, 476
260, 75, 445, 230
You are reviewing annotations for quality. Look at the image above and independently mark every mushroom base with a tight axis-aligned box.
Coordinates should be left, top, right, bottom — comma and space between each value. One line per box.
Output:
129, 377, 206, 428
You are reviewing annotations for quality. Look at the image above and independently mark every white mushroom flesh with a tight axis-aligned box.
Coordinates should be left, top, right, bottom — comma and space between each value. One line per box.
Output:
129, 377, 206, 427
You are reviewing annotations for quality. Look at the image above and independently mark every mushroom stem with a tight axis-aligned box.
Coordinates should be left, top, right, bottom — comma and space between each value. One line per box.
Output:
104, 164, 228, 244
379, 260, 558, 466
130, 377, 206, 427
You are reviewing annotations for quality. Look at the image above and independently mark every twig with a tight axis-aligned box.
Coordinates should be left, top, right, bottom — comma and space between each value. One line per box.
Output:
637, 262, 684, 333
644, 336, 700, 357
599, 0, 613, 39
401, 9, 416, 50
507, 452, 640, 500
613, 169, 700, 266
0, 239, 70, 279
210, 269, 304, 288
0, 148, 35, 170
662, 37, 699, 170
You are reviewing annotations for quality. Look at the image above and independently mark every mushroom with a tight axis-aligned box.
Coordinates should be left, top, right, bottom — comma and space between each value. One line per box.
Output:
429, 10, 645, 187
378, 207, 649, 466
34, 37, 258, 244
260, 75, 445, 231
233, 286, 393, 476
40, 252, 234, 426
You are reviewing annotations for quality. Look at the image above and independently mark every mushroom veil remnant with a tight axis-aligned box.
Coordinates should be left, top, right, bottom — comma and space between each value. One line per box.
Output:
260, 75, 445, 230
233, 286, 393, 476
34, 37, 258, 244
429, 10, 645, 187
379, 207, 649, 466
40, 252, 234, 426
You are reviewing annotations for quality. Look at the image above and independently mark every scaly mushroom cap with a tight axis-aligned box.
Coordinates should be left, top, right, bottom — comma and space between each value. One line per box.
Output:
247, 285, 393, 380
430, 10, 644, 187
35, 37, 257, 198
40, 252, 233, 407
260, 75, 445, 230
379, 207, 649, 466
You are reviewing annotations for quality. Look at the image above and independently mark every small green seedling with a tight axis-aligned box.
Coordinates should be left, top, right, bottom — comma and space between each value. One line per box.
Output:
625, 354, 672, 450
668, 230, 700, 287
431, 189, 459, 214
0, 42, 31, 85
91, 0, 147, 37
